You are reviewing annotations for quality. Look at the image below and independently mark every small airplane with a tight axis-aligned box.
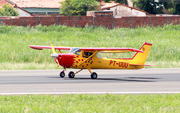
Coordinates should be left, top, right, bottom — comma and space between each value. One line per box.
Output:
29, 41, 152, 79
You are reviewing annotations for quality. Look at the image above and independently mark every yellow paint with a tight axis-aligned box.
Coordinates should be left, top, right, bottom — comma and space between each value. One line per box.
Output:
72, 43, 152, 70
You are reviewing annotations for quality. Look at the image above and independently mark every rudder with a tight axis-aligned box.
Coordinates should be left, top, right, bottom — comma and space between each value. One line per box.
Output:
131, 42, 152, 64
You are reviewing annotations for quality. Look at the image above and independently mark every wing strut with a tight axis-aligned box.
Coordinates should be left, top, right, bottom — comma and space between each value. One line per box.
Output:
78, 51, 98, 67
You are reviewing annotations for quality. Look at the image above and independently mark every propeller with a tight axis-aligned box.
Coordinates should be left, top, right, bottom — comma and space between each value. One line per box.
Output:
51, 43, 61, 69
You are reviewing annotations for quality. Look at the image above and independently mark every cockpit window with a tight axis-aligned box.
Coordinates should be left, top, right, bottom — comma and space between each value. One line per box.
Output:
83, 52, 93, 58
69, 48, 81, 55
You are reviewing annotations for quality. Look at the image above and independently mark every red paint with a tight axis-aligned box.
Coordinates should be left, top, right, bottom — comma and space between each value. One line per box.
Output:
76, 61, 78, 63
78, 59, 81, 61
109, 60, 113, 65
85, 61, 87, 63
54, 59, 58, 64
109, 60, 129, 68
57, 53, 75, 68
82, 59, 84, 61
87, 64, 88, 66
144, 41, 152, 46
82, 65, 84, 67
113, 61, 116, 66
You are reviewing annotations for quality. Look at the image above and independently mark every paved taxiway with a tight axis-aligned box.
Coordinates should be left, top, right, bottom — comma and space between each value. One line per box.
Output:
0, 69, 180, 95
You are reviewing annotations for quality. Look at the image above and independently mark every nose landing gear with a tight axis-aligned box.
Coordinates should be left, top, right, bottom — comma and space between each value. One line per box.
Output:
59, 68, 66, 78
59, 71, 65, 78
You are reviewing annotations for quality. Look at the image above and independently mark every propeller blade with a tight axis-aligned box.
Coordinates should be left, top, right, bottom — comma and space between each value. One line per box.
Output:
57, 59, 61, 69
51, 43, 61, 69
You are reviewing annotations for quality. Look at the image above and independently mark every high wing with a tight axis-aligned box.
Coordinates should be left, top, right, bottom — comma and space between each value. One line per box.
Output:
29, 46, 143, 53
29, 45, 71, 50
81, 48, 144, 53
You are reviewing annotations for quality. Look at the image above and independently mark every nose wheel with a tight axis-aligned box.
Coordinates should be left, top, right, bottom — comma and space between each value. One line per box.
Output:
59, 71, 65, 78
59, 68, 66, 78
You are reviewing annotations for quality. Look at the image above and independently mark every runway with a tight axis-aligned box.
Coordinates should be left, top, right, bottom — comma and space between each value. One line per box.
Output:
0, 69, 180, 95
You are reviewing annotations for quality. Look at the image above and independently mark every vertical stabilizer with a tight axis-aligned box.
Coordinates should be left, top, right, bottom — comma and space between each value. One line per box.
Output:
131, 42, 152, 64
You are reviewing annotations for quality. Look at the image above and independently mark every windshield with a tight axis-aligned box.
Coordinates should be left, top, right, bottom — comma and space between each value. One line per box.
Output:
69, 48, 81, 55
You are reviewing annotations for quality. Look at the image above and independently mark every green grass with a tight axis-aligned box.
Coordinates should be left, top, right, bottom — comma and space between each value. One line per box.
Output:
0, 94, 180, 113
0, 24, 180, 70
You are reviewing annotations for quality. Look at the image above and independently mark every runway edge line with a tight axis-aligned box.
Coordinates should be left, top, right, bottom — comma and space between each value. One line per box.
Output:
1, 92, 180, 95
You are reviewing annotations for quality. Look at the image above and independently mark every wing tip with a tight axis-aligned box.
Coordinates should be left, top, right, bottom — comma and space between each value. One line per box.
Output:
29, 45, 43, 50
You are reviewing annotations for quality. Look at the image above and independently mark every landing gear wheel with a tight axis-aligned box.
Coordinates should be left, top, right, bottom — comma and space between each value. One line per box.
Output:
59, 71, 65, 78
91, 72, 97, 79
68, 71, 75, 78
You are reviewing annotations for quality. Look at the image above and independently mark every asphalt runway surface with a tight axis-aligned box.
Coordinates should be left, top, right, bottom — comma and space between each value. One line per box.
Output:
0, 69, 180, 95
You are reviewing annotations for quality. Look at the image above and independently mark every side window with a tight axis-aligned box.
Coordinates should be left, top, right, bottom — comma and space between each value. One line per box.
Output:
83, 52, 93, 58
96, 52, 103, 58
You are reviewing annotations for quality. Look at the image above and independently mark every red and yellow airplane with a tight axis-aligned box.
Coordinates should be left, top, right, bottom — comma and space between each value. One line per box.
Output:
29, 42, 152, 79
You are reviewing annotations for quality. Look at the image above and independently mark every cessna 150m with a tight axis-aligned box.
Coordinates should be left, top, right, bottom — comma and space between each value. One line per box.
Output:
29, 42, 152, 79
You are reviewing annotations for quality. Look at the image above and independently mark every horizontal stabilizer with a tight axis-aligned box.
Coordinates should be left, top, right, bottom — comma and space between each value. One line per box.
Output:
129, 64, 153, 67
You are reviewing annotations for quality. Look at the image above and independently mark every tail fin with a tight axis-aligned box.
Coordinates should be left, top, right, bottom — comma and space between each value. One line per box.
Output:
131, 42, 152, 65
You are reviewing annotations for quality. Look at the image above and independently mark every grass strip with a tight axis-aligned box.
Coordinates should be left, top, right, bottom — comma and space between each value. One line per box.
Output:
0, 94, 180, 113
0, 24, 180, 69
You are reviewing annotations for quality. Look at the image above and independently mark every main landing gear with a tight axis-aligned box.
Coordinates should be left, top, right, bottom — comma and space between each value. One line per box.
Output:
91, 72, 97, 79
59, 68, 98, 79
68, 71, 75, 78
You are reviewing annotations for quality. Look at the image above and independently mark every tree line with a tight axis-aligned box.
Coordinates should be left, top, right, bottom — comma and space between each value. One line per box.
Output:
60, 0, 180, 16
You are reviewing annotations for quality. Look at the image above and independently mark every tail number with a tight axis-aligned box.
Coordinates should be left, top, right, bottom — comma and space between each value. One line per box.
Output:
109, 60, 128, 68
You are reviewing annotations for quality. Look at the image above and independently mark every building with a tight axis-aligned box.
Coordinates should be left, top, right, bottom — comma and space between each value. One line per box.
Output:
0, 0, 32, 16
0, 0, 65, 16
101, 2, 149, 18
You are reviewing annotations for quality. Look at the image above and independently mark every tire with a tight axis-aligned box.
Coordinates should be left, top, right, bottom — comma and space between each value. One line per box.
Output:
60, 71, 65, 78
68, 71, 75, 78
91, 72, 97, 79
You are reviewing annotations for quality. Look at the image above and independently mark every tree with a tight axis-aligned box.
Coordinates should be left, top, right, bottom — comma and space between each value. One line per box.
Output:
0, 4, 19, 16
174, 3, 180, 14
132, 0, 180, 14
60, 0, 99, 16
115, 0, 127, 4
98, 0, 127, 4
132, 0, 164, 14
